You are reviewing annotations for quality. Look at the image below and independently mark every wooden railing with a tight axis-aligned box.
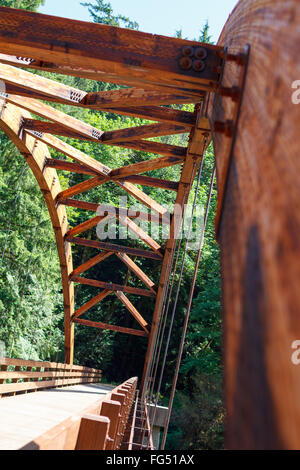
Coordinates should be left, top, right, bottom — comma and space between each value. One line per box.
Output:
19, 376, 139, 450
76, 377, 138, 450
0, 357, 102, 397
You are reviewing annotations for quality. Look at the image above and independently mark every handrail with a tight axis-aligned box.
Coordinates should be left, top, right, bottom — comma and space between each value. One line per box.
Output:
0, 357, 102, 397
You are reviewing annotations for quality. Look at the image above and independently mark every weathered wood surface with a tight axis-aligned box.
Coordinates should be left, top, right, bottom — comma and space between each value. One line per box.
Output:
0, 7, 222, 96
0, 358, 101, 396
0, 382, 113, 450
209, 0, 300, 450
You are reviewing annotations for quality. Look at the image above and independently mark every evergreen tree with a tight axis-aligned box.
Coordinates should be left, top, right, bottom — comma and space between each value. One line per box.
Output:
81, 0, 139, 29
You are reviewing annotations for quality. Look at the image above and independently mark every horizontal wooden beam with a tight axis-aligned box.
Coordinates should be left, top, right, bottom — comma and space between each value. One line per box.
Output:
47, 160, 179, 191
120, 175, 179, 191
108, 139, 187, 158
0, 64, 202, 108
110, 155, 184, 180
72, 318, 148, 337
72, 289, 112, 319
115, 291, 149, 333
0, 7, 222, 96
100, 106, 196, 127
23, 119, 189, 144
26, 124, 187, 161
71, 252, 114, 278
10, 96, 105, 141
72, 276, 155, 298
101, 123, 189, 144
60, 199, 170, 224
0, 53, 206, 98
67, 237, 163, 261
45, 158, 99, 176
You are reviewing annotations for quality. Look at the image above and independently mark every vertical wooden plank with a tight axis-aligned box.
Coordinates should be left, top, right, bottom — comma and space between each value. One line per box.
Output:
100, 400, 122, 450
75, 415, 110, 450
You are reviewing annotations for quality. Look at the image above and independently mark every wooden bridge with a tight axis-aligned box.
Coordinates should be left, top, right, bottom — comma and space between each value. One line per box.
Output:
0, 0, 300, 450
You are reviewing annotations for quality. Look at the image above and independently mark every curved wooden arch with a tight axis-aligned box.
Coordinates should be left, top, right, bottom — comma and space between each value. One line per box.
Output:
0, 100, 75, 362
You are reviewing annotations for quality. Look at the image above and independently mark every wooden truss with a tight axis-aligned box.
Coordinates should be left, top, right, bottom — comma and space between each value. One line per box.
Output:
0, 7, 219, 382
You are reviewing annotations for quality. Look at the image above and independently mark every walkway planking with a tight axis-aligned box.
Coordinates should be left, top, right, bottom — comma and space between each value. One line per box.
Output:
0, 383, 115, 450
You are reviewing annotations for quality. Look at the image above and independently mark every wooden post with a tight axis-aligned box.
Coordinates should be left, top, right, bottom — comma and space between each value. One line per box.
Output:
75, 415, 110, 450
100, 400, 122, 450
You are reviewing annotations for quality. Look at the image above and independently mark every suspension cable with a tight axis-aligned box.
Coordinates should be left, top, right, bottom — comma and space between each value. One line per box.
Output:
160, 165, 216, 450
139, 160, 202, 448
147, 157, 206, 445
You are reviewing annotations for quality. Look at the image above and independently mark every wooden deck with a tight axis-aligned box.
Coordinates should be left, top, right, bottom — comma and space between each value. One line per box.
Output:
0, 383, 115, 450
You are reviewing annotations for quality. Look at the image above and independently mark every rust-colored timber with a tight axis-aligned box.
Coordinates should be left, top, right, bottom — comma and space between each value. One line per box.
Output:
45, 158, 99, 176
22, 118, 189, 144
0, 102, 75, 364
72, 276, 156, 298
67, 237, 164, 261
73, 318, 148, 338
208, 0, 300, 450
0, 7, 222, 96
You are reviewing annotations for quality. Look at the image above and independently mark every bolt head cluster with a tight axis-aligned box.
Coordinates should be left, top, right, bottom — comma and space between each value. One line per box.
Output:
179, 46, 208, 72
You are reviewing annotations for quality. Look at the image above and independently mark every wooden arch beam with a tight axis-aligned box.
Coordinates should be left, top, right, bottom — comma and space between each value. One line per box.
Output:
0, 100, 75, 364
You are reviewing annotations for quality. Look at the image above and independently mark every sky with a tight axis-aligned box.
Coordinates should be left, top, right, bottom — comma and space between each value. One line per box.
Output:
39, 0, 238, 43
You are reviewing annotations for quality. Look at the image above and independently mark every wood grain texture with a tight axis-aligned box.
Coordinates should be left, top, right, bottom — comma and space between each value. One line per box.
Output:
208, 0, 300, 450
0, 7, 221, 96
73, 318, 148, 337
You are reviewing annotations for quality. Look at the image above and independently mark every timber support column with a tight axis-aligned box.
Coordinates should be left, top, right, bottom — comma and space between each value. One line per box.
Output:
209, 0, 300, 450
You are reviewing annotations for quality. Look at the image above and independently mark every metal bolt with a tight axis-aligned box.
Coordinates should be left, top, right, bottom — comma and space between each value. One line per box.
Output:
192, 59, 205, 72
195, 47, 207, 60
179, 56, 193, 71
182, 45, 194, 57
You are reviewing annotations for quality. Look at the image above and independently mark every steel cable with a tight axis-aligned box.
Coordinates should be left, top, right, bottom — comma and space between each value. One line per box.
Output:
160, 165, 216, 450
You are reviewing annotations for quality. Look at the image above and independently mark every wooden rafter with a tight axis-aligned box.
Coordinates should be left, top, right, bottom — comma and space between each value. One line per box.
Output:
0, 63, 201, 109
116, 253, 156, 294
45, 158, 99, 176
109, 155, 185, 180
59, 199, 170, 224
22, 118, 189, 144
72, 318, 148, 337
73, 276, 155, 299
0, 7, 222, 96
115, 291, 149, 333
24, 128, 171, 215
26, 125, 187, 160
66, 216, 113, 239
49, 161, 178, 191
117, 215, 163, 256
70, 252, 114, 278
67, 237, 163, 261
72, 289, 112, 320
